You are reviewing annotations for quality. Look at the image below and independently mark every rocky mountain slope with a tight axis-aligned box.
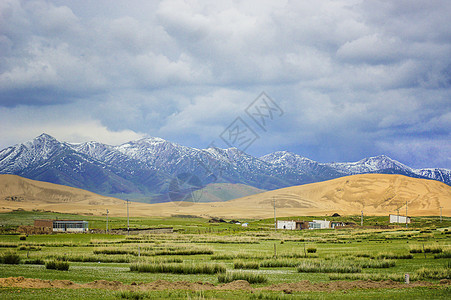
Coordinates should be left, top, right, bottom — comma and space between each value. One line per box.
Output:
0, 134, 449, 203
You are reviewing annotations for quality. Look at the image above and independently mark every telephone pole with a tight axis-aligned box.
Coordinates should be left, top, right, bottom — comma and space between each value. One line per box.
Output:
440, 207, 443, 223
396, 208, 400, 223
273, 197, 276, 231
361, 211, 363, 226
126, 199, 130, 234
405, 201, 408, 228
106, 209, 109, 234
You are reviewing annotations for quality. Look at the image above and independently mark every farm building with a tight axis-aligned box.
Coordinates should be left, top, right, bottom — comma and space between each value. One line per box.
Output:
389, 214, 411, 224
34, 219, 89, 233
309, 219, 331, 229
276, 220, 309, 230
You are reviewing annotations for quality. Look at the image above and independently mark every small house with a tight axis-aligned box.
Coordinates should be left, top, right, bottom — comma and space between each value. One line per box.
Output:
309, 219, 331, 229
34, 219, 89, 233
389, 214, 411, 224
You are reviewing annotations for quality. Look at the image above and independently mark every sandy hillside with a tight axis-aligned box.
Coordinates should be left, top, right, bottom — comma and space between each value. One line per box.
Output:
0, 174, 450, 218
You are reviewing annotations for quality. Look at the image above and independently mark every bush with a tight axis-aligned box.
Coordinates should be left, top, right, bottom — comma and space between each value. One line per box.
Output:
1, 251, 21, 264
218, 271, 268, 284
46, 260, 69, 271
19, 236, 26, 241
234, 260, 260, 269
306, 247, 317, 253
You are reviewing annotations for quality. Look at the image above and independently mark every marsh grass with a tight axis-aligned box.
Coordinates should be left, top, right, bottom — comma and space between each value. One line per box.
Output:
297, 260, 361, 273
415, 267, 451, 279
355, 258, 396, 268
376, 252, 413, 259
93, 248, 137, 255
329, 273, 406, 282
152, 247, 213, 256
46, 260, 69, 271
434, 251, 451, 259
260, 259, 300, 268
23, 258, 45, 265
0, 242, 17, 248
0, 251, 21, 264
218, 271, 268, 284
130, 262, 226, 274
48, 254, 132, 263
233, 260, 260, 269
211, 253, 270, 260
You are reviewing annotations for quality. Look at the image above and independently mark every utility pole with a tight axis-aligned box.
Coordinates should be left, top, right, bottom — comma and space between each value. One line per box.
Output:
440, 207, 443, 223
273, 197, 276, 231
126, 199, 130, 235
106, 209, 109, 234
396, 208, 400, 223
405, 201, 408, 228
361, 210, 363, 227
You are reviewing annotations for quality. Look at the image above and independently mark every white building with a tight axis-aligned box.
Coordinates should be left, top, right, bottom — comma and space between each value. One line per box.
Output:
389, 214, 411, 224
309, 220, 330, 229
277, 220, 297, 230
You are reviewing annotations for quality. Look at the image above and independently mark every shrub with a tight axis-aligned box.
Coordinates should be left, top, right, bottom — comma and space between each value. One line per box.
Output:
1, 251, 21, 264
130, 262, 225, 274
46, 260, 69, 271
218, 271, 268, 284
306, 247, 317, 253
234, 260, 260, 269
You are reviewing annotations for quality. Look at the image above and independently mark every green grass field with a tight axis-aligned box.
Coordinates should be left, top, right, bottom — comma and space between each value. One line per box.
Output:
0, 210, 450, 299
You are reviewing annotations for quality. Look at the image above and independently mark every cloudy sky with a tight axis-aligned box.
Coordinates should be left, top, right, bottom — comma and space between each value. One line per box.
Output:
1, 0, 450, 168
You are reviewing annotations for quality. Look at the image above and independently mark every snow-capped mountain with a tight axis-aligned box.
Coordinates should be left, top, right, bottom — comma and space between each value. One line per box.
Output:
0, 134, 449, 203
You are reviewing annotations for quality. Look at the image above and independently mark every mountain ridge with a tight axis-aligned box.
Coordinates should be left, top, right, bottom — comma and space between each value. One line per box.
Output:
0, 133, 449, 203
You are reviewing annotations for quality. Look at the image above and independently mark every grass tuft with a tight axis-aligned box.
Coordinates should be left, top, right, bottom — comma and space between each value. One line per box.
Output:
297, 260, 361, 273
234, 260, 260, 269
218, 271, 268, 284
130, 262, 225, 274
0, 251, 21, 264
46, 260, 70, 271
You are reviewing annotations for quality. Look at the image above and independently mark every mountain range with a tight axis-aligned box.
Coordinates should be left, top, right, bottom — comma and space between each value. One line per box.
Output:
0, 133, 449, 203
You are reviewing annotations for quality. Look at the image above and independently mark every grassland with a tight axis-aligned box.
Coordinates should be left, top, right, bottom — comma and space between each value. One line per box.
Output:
0, 210, 450, 299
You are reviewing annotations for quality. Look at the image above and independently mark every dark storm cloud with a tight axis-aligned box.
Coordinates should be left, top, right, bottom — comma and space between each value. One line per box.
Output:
0, 0, 450, 168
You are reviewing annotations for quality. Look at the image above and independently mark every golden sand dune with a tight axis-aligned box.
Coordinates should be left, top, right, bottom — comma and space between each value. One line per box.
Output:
0, 174, 450, 218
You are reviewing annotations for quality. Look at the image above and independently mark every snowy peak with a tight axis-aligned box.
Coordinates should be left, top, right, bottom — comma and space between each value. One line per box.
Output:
328, 155, 412, 174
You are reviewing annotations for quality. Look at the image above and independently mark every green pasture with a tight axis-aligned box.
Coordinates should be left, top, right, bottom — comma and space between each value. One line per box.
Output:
0, 211, 450, 299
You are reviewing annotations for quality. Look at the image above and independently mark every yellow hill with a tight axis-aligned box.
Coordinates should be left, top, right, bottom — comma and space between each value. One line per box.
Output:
0, 174, 450, 218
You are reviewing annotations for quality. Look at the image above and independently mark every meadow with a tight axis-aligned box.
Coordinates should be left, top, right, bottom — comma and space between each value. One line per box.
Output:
0, 210, 450, 299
